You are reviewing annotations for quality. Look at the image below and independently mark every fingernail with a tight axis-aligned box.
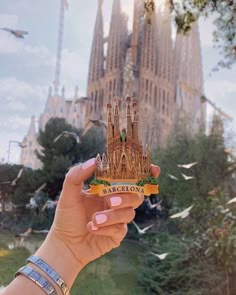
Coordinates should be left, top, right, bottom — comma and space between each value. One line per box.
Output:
110, 196, 122, 207
82, 158, 95, 170
91, 222, 98, 231
95, 214, 107, 224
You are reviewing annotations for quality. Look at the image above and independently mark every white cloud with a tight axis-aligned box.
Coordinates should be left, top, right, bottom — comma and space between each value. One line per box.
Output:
24, 45, 54, 66
199, 17, 216, 49
0, 77, 48, 102
61, 49, 88, 95
205, 79, 236, 135
205, 80, 236, 100
0, 13, 18, 27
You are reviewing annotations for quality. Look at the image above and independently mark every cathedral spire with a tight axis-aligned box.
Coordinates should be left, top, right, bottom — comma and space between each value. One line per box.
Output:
156, 1, 173, 82
131, 0, 143, 65
106, 0, 125, 74
28, 116, 36, 137
87, 0, 104, 83
174, 21, 205, 130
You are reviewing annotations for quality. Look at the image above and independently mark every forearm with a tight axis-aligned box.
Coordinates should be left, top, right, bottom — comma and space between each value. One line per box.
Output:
2, 231, 84, 295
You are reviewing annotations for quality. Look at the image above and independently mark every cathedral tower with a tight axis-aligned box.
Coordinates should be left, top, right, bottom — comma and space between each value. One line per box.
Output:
87, 0, 105, 117
174, 22, 206, 132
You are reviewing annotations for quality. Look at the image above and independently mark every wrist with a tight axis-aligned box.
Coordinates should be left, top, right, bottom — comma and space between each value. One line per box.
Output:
34, 230, 84, 290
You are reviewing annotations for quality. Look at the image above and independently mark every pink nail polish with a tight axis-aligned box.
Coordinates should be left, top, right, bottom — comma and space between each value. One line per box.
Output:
95, 214, 107, 224
82, 158, 95, 170
110, 196, 122, 207
91, 222, 98, 231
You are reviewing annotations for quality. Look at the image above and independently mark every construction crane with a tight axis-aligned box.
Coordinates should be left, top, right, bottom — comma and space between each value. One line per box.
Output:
200, 95, 233, 121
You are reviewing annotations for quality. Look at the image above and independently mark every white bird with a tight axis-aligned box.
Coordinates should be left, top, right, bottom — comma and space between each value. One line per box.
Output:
35, 183, 47, 194
28, 183, 47, 196
42, 200, 57, 211
53, 131, 80, 144
1, 27, 28, 38
181, 173, 195, 180
146, 197, 162, 210
82, 119, 107, 136
177, 162, 198, 169
8, 242, 15, 250
150, 252, 169, 260
26, 197, 38, 209
227, 197, 236, 205
0, 168, 24, 186
33, 229, 49, 234
168, 173, 179, 180
170, 205, 194, 219
132, 221, 153, 234
74, 97, 90, 104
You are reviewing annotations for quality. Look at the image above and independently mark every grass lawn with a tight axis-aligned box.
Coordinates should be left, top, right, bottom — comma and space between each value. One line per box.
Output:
0, 232, 145, 295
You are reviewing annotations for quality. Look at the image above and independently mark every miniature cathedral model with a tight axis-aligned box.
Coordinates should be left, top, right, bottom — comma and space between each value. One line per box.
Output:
95, 97, 151, 183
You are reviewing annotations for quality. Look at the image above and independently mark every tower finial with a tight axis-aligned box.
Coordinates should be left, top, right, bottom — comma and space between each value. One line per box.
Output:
98, 0, 103, 9
75, 85, 79, 97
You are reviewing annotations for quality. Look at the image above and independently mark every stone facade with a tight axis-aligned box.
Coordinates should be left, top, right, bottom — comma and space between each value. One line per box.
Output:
86, 0, 206, 147
21, 86, 86, 170
21, 0, 206, 169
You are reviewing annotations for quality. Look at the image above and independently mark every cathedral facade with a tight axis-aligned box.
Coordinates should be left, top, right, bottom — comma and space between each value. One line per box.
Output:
96, 97, 151, 181
21, 0, 206, 170
86, 0, 206, 146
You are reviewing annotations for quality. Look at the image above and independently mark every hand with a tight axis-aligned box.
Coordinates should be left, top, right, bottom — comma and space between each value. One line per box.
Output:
49, 158, 160, 269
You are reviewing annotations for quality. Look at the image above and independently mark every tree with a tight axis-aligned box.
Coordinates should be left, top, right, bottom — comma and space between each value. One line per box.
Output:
37, 118, 105, 198
170, 0, 236, 69
138, 128, 236, 294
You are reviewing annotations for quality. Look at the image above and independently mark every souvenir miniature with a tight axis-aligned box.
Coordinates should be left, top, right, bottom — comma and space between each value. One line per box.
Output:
89, 97, 159, 197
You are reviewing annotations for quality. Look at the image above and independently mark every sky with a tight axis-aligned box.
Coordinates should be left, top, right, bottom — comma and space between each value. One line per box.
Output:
0, 0, 235, 163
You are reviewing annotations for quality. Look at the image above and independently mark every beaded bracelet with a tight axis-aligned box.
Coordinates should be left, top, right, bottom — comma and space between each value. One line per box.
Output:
15, 265, 58, 295
27, 255, 70, 295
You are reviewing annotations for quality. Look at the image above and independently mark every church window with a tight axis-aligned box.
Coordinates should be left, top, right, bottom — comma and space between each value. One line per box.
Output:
162, 90, 165, 113
154, 86, 157, 108
109, 80, 112, 91
113, 79, 116, 91
121, 156, 126, 172
95, 91, 98, 112
146, 80, 149, 91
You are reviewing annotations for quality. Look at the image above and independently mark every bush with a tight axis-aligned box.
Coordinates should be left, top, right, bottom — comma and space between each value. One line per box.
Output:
136, 177, 158, 186
90, 179, 111, 186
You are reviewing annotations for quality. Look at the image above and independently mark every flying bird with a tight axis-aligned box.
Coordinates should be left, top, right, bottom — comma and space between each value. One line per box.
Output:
82, 119, 107, 136
208, 187, 220, 196
181, 173, 195, 180
170, 205, 194, 219
150, 252, 169, 260
26, 197, 38, 209
28, 183, 47, 196
168, 173, 179, 181
146, 197, 162, 210
53, 131, 80, 144
74, 97, 90, 104
0, 168, 24, 186
132, 221, 153, 234
227, 197, 236, 205
177, 162, 198, 169
42, 200, 57, 211
35, 183, 47, 194
1, 27, 28, 39
32, 229, 49, 234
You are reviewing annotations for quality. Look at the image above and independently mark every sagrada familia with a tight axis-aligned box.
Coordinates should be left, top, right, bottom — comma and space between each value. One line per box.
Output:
20, 0, 206, 170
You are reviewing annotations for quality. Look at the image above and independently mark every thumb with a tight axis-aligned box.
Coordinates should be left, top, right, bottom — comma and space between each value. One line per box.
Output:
59, 158, 96, 206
